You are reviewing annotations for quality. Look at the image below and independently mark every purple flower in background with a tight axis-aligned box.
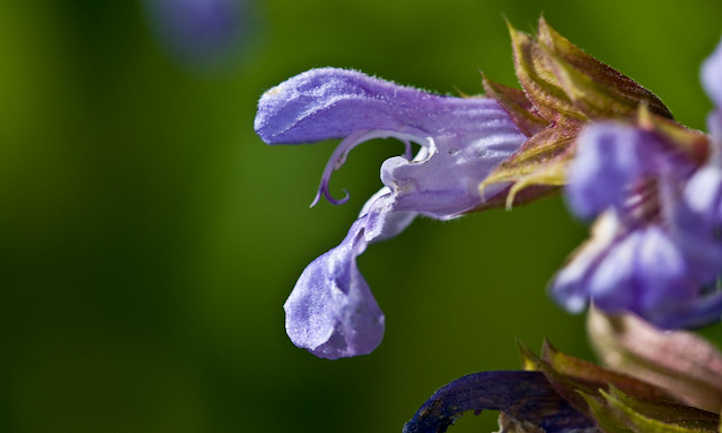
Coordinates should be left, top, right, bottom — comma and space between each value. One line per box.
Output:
551, 39, 722, 329
144, 0, 249, 65
255, 68, 526, 358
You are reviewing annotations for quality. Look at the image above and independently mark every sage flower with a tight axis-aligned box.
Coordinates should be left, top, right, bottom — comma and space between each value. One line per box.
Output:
255, 68, 526, 358
551, 39, 722, 329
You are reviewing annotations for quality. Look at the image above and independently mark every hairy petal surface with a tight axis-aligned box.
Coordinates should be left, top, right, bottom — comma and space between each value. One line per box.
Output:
255, 67, 525, 207
255, 67, 519, 145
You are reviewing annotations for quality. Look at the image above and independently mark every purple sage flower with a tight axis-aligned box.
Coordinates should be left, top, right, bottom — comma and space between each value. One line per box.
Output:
255, 68, 526, 358
551, 39, 722, 329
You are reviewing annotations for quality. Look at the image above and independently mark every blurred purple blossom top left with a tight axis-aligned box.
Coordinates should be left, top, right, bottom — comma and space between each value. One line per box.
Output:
144, 0, 250, 65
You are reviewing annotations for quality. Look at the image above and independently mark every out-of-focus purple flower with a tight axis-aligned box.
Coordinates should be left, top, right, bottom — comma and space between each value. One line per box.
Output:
703, 39, 722, 109
565, 124, 658, 220
144, 0, 249, 65
587, 227, 691, 319
255, 68, 526, 358
551, 39, 722, 329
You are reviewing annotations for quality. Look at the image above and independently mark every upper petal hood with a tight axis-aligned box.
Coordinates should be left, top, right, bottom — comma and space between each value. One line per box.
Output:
255, 68, 526, 210
255, 67, 522, 145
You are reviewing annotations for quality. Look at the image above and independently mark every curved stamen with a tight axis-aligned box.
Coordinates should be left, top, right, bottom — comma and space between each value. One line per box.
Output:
310, 130, 430, 207
403, 139, 412, 160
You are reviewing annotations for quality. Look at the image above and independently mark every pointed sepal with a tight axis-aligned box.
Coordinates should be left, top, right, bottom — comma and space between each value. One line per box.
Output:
540, 339, 677, 404
482, 75, 549, 137
479, 125, 578, 208
536, 17, 673, 120
506, 19, 587, 125
480, 18, 674, 207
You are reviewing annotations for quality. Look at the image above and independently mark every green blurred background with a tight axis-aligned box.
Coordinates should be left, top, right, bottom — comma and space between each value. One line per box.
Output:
3, 1, 722, 432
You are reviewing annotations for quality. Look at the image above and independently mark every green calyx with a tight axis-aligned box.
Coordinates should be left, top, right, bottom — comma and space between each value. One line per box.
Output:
480, 17, 674, 208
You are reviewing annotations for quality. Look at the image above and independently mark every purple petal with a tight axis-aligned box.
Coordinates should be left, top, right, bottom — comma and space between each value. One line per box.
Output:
358, 187, 417, 241
550, 212, 621, 313
588, 227, 691, 316
709, 110, 722, 143
255, 68, 525, 208
684, 165, 722, 223
262, 68, 526, 358
635, 227, 694, 318
587, 230, 641, 311
255, 68, 421, 144
283, 245, 384, 359
582, 225, 717, 329
255, 68, 512, 144
702, 39, 722, 108
652, 291, 722, 329
283, 192, 414, 359
674, 165, 722, 281
402, 371, 592, 433
566, 123, 653, 220
381, 118, 524, 219
552, 215, 719, 329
